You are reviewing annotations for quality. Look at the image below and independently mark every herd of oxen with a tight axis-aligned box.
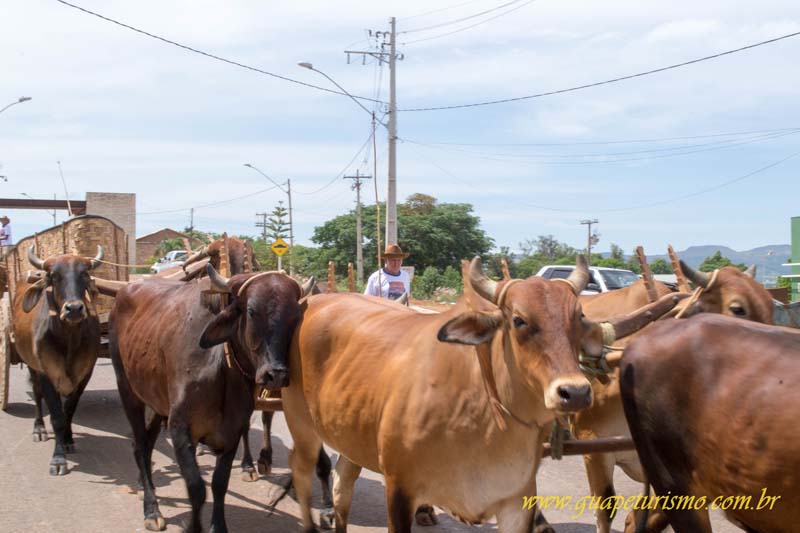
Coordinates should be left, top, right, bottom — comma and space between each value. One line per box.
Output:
6, 236, 800, 533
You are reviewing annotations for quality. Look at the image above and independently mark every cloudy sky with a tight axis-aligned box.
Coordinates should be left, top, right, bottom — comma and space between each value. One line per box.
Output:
2, 0, 799, 256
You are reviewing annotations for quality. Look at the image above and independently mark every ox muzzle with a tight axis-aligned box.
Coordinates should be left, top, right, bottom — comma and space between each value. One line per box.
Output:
256, 363, 289, 390
60, 300, 89, 324
545, 376, 593, 413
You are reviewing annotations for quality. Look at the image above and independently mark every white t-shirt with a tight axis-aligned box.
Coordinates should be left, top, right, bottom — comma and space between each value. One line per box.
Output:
364, 268, 410, 301
0, 224, 12, 246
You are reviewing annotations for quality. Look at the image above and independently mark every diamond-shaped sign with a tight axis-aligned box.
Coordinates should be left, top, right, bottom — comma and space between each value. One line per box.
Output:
270, 237, 289, 256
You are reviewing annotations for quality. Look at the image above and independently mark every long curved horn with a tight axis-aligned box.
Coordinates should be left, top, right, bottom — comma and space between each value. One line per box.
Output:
207, 264, 231, 293
604, 293, 690, 341
565, 255, 590, 295
300, 276, 316, 297
743, 264, 756, 278
182, 246, 210, 270
468, 256, 498, 303
28, 245, 45, 270
90, 245, 104, 270
679, 260, 711, 288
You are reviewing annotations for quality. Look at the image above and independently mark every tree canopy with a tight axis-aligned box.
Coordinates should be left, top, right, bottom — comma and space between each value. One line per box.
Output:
699, 251, 746, 272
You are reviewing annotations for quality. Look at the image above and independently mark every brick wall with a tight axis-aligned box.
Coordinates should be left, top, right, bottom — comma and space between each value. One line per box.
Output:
85, 192, 135, 266
136, 228, 187, 265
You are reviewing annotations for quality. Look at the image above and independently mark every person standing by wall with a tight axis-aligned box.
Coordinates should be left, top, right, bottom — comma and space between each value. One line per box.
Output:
0, 216, 13, 249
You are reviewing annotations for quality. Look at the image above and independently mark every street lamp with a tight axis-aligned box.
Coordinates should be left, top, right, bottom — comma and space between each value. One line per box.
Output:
244, 163, 294, 276
0, 96, 32, 115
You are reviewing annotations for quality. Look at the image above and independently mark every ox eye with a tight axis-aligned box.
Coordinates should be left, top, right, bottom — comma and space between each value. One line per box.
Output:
513, 316, 527, 329
247, 308, 255, 317
729, 304, 746, 317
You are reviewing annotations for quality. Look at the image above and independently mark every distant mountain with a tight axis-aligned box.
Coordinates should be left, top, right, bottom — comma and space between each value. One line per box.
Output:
633, 244, 792, 285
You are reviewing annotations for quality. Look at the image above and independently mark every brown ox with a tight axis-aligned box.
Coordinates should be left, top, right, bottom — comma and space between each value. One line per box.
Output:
13, 246, 104, 475
109, 265, 312, 532
282, 256, 679, 532
620, 314, 800, 533
553, 262, 773, 533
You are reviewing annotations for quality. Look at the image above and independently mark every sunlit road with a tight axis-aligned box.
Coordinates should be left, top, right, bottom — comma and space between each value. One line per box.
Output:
0, 362, 739, 532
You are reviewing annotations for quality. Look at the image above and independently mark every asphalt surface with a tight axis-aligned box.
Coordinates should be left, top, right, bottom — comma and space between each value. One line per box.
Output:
0, 361, 741, 533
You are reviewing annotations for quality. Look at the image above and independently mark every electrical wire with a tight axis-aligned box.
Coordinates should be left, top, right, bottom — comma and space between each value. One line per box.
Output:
137, 184, 280, 215
401, 0, 537, 45
293, 132, 376, 196
399, 0, 490, 22
401, 30, 800, 110
404, 127, 800, 147
400, 0, 524, 34
55, 0, 386, 106
401, 129, 800, 161
404, 140, 800, 213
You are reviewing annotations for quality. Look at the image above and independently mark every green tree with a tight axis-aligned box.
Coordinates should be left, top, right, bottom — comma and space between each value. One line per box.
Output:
699, 251, 746, 272
609, 243, 625, 262
777, 276, 792, 289
649, 258, 673, 274
266, 201, 289, 241
310, 195, 493, 277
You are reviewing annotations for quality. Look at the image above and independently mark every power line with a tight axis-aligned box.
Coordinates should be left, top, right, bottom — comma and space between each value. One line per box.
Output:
401, 0, 537, 45
401, 0, 525, 34
293, 131, 376, 196
398, 0, 490, 22
55, 0, 386, 106
137, 184, 280, 215
401, 129, 800, 162
400, 126, 800, 147
401, 30, 800, 110
403, 129, 800, 166
404, 139, 800, 213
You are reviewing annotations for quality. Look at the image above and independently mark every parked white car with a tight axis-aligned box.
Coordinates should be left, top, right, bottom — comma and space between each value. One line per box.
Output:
535, 265, 639, 294
150, 250, 189, 274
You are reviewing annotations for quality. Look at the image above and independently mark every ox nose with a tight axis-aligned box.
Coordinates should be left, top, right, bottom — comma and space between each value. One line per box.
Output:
61, 301, 87, 322
257, 365, 289, 390
547, 378, 592, 413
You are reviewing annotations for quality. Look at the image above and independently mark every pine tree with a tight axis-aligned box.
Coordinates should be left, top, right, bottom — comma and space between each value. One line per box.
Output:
266, 201, 289, 241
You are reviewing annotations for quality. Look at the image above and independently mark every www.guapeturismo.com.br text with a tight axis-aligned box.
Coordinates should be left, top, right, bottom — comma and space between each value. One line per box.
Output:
522, 488, 781, 519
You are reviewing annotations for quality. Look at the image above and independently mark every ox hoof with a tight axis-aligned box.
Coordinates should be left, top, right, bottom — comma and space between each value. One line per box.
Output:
144, 515, 166, 531
257, 459, 271, 477
49, 457, 69, 476
319, 507, 334, 530
241, 468, 259, 482
414, 505, 438, 527
32, 428, 48, 442
63, 442, 75, 454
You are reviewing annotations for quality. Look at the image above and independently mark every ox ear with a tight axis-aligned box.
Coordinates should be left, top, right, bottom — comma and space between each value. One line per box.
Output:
199, 304, 240, 349
438, 310, 503, 346
22, 279, 48, 313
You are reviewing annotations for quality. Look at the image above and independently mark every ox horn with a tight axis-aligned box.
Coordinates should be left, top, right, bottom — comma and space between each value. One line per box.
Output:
207, 264, 231, 293
743, 264, 756, 278
300, 276, 316, 297
28, 245, 45, 270
679, 260, 711, 288
468, 256, 498, 303
565, 255, 590, 295
90, 245, 104, 270
182, 246, 210, 270
604, 293, 690, 342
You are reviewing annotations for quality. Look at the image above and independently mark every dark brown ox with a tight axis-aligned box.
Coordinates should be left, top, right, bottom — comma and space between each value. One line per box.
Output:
620, 314, 800, 533
109, 265, 312, 532
550, 262, 773, 533
282, 256, 676, 532
12, 246, 104, 475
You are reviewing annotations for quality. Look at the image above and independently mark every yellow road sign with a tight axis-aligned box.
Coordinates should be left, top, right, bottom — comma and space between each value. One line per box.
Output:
270, 237, 289, 256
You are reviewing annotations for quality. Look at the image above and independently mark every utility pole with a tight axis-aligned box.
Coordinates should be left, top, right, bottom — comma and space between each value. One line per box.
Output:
344, 171, 372, 283
345, 17, 403, 246
255, 212, 271, 267
188, 208, 194, 249
580, 219, 599, 266
287, 179, 294, 277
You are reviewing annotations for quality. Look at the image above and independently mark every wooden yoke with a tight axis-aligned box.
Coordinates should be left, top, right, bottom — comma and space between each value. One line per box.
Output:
668, 244, 691, 293
219, 233, 233, 369
635, 246, 658, 303
500, 258, 511, 281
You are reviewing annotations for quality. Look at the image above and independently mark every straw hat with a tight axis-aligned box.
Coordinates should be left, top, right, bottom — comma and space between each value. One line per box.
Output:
383, 244, 410, 259
0, 216, 9, 223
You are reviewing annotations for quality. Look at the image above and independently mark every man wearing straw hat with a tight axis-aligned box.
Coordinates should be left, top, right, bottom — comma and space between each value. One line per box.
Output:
364, 243, 411, 301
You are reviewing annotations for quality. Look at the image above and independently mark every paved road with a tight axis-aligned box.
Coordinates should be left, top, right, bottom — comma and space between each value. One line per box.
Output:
0, 362, 739, 532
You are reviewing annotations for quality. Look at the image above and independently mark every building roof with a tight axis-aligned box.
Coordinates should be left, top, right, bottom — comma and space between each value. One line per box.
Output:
136, 228, 188, 243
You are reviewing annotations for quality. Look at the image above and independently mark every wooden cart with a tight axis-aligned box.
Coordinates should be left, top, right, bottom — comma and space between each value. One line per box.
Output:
0, 215, 129, 411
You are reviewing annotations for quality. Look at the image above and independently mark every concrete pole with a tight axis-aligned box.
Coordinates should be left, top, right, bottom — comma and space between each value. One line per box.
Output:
287, 179, 294, 276
386, 16, 398, 246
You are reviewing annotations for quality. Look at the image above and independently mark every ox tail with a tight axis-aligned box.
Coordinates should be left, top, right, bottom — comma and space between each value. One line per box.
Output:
266, 474, 295, 516
635, 479, 651, 533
